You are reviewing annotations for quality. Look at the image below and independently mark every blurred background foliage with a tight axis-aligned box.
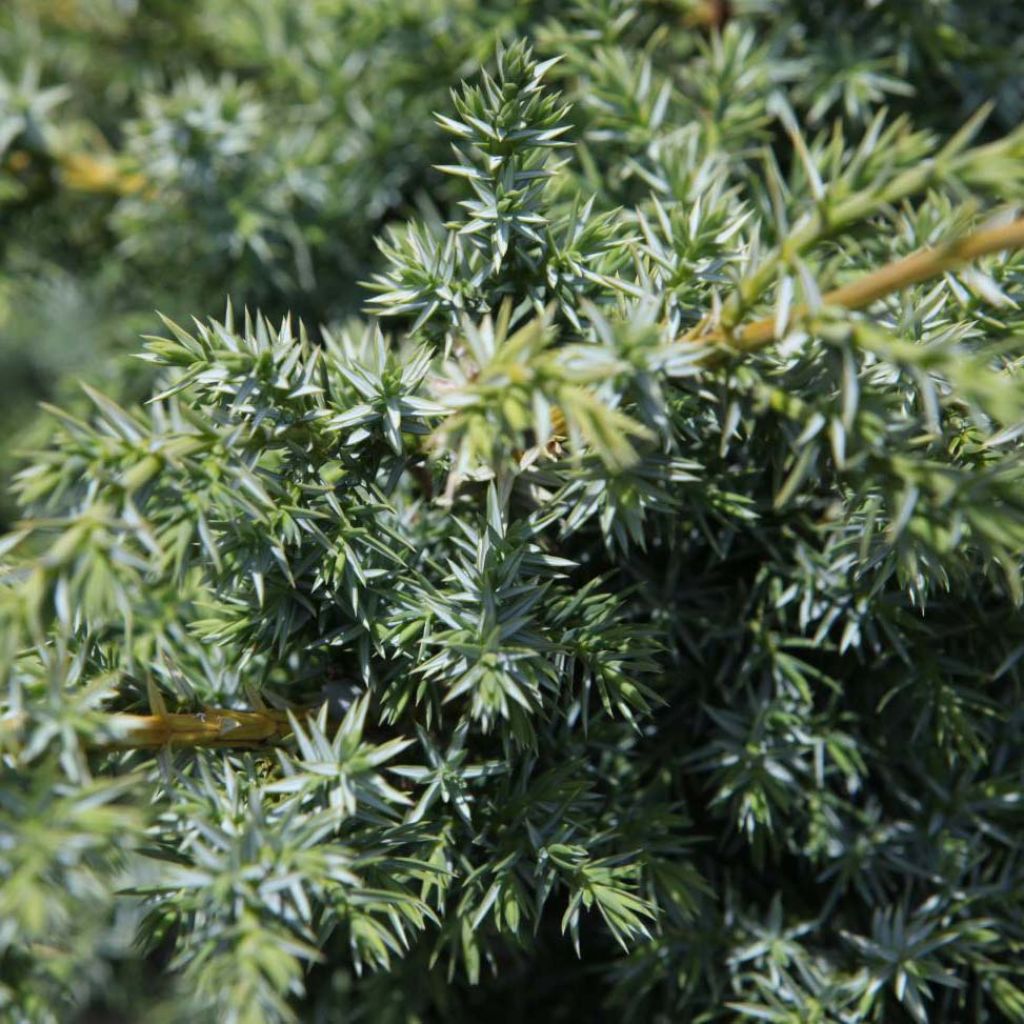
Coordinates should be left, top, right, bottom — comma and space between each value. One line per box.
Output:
2, 0, 1022, 524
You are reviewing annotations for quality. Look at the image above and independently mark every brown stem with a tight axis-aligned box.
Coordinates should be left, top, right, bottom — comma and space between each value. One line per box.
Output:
2, 707, 294, 751
693, 216, 1024, 356
100, 709, 294, 748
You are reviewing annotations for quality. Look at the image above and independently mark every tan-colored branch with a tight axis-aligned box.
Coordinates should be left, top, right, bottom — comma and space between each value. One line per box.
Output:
101, 708, 294, 748
2, 707, 294, 751
693, 216, 1024, 356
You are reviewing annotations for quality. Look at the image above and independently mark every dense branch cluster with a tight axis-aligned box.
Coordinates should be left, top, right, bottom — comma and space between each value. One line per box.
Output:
3, 3, 1024, 1022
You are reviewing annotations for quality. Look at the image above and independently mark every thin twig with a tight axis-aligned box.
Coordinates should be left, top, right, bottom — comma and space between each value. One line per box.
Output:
100, 708, 294, 748
692, 216, 1024, 356
2, 707, 294, 751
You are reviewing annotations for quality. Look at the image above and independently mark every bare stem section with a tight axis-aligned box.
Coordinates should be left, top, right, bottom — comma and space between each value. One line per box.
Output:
100, 708, 294, 748
2, 707, 294, 751
695, 217, 1024, 355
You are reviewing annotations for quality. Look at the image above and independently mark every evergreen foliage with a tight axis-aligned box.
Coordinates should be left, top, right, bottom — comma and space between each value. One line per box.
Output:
3, 3, 1024, 1022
